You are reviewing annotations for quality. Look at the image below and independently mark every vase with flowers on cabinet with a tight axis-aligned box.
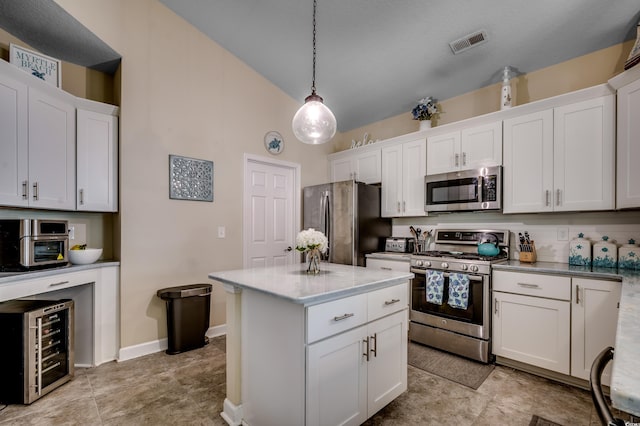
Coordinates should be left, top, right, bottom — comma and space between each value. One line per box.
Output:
412, 96, 439, 131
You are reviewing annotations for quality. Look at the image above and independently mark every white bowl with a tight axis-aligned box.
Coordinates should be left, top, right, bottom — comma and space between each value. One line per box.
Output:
68, 248, 103, 265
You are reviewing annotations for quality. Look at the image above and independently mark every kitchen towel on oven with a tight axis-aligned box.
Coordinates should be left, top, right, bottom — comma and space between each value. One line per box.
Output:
448, 273, 470, 310
426, 270, 444, 305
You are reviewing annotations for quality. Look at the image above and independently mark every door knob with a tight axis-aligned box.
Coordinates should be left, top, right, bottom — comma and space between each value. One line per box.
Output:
284, 246, 293, 252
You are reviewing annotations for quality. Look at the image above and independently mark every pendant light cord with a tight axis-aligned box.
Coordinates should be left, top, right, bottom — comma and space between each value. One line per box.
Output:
311, 0, 317, 95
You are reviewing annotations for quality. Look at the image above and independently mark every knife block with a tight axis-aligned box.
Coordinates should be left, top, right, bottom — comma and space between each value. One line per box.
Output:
519, 241, 537, 263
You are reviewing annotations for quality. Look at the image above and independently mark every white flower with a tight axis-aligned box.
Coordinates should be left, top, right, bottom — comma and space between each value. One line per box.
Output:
295, 228, 328, 253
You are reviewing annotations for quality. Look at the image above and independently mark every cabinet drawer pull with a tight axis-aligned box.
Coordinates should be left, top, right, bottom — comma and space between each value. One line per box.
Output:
363, 337, 370, 362
380, 267, 392, 271
370, 333, 377, 358
49, 280, 70, 287
384, 298, 400, 305
517, 283, 540, 289
333, 313, 354, 322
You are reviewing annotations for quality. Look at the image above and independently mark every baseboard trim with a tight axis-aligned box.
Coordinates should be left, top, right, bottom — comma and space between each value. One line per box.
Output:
221, 398, 243, 425
118, 324, 227, 362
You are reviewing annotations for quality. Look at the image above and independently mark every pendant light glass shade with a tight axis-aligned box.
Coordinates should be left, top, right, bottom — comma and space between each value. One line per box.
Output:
292, 93, 337, 144
292, 0, 336, 145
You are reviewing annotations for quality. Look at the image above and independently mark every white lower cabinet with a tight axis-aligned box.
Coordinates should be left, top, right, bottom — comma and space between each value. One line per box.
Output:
570, 278, 621, 385
493, 291, 571, 374
306, 310, 407, 426
492, 270, 621, 383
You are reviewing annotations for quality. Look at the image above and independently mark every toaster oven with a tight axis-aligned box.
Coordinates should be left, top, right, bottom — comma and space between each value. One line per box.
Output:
0, 219, 69, 272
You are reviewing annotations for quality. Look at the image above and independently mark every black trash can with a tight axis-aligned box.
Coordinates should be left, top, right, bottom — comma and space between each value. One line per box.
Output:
157, 283, 212, 355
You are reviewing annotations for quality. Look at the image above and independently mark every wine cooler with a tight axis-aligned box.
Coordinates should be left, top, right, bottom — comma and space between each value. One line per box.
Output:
0, 299, 74, 404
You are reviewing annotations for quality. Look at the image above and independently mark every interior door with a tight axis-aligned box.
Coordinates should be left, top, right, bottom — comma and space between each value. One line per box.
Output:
244, 155, 300, 268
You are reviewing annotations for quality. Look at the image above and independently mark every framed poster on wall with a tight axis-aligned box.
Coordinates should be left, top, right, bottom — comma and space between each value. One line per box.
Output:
9, 43, 62, 87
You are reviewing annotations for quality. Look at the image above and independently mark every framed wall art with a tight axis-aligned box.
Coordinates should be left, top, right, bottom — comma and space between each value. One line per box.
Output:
10, 43, 62, 88
169, 155, 214, 202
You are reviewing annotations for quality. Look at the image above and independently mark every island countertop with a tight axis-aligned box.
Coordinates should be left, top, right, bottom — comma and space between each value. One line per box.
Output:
208, 262, 413, 306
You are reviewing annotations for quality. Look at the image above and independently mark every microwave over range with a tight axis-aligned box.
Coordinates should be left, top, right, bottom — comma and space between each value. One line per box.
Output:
424, 166, 502, 213
0, 219, 70, 272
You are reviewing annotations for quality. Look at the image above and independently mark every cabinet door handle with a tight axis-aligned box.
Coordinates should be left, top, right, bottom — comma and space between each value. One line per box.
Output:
494, 298, 499, 315
22, 180, 28, 199
518, 283, 540, 289
384, 298, 400, 305
370, 333, 377, 358
333, 313, 354, 322
397, 202, 401, 213
363, 337, 370, 362
33, 182, 39, 201
545, 190, 550, 206
556, 189, 561, 206
402, 201, 406, 212
575, 285, 580, 305
79, 189, 84, 205
454, 153, 459, 167
462, 152, 467, 166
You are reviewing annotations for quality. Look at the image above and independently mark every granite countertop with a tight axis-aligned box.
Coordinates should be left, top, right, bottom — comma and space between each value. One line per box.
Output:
209, 262, 413, 306
493, 260, 640, 417
0, 261, 121, 285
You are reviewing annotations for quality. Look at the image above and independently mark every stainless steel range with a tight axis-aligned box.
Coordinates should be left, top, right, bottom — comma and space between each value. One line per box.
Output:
409, 229, 510, 363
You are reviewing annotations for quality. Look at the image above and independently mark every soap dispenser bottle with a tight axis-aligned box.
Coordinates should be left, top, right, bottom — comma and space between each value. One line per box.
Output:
618, 239, 639, 270
500, 66, 513, 110
569, 233, 591, 266
593, 236, 617, 268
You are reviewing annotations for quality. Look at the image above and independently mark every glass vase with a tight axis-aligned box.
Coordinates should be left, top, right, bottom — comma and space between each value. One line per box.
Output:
306, 248, 321, 274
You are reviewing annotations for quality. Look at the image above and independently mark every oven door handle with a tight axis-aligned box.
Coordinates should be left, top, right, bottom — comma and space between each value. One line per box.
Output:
477, 176, 483, 204
410, 268, 483, 282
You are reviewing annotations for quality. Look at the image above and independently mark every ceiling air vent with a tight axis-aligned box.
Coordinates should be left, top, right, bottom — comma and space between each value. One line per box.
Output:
449, 30, 488, 54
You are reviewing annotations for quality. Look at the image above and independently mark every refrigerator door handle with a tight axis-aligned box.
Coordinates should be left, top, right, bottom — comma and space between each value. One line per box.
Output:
322, 190, 331, 260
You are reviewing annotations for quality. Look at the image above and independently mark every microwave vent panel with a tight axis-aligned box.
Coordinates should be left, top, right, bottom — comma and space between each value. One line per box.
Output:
449, 30, 488, 54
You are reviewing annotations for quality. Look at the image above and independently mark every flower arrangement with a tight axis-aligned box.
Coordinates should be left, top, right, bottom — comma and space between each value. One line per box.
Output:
411, 97, 439, 121
295, 228, 328, 253
296, 228, 328, 274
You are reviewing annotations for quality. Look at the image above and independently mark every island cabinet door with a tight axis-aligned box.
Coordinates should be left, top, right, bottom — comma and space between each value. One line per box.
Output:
306, 325, 368, 426
367, 310, 408, 417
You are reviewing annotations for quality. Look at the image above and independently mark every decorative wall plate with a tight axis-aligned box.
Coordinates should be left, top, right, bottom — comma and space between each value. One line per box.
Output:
264, 131, 284, 155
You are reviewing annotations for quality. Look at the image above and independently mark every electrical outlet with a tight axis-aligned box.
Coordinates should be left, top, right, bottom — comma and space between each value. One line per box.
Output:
69, 226, 75, 240
218, 226, 226, 238
557, 227, 569, 241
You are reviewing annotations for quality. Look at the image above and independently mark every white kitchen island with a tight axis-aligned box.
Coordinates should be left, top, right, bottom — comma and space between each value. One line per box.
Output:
209, 262, 413, 426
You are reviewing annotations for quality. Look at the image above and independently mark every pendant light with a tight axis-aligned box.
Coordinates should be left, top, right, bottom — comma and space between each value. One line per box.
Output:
292, 0, 337, 145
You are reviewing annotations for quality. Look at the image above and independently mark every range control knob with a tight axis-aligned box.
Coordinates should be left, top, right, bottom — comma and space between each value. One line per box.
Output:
469, 265, 479, 272
416, 260, 423, 267
441, 262, 449, 269
461, 264, 468, 271
424, 261, 431, 268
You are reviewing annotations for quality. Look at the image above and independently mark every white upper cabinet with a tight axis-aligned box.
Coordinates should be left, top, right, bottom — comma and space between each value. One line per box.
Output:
0, 71, 28, 206
77, 107, 119, 212
28, 87, 76, 210
0, 67, 76, 210
609, 66, 640, 209
426, 121, 502, 175
503, 90, 615, 213
329, 147, 381, 184
381, 138, 426, 217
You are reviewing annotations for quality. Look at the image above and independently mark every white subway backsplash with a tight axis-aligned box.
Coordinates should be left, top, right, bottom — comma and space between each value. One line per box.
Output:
392, 211, 640, 263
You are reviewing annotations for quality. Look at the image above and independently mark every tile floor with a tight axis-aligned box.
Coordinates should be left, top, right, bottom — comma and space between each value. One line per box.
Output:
0, 336, 633, 425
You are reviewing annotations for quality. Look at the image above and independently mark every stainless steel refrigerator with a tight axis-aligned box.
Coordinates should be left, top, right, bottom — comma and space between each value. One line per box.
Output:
303, 180, 391, 266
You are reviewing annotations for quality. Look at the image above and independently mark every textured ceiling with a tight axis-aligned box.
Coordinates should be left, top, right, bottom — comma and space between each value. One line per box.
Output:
1, 1, 638, 132
0, 0, 120, 74
158, 0, 640, 131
